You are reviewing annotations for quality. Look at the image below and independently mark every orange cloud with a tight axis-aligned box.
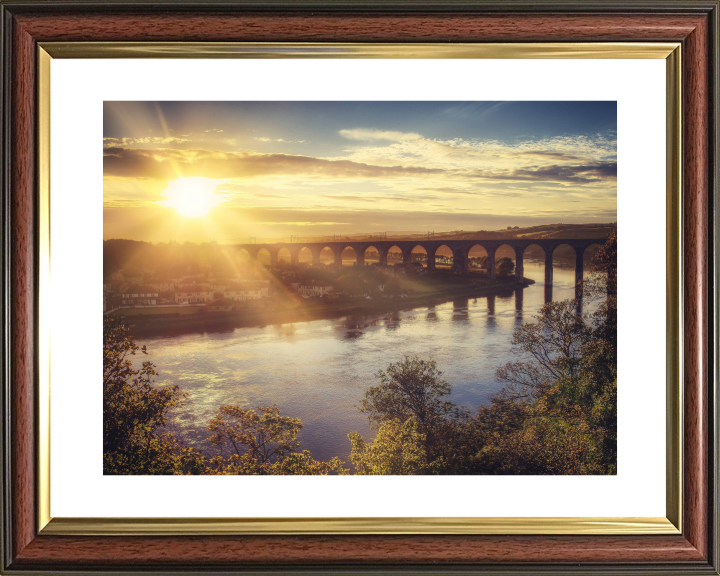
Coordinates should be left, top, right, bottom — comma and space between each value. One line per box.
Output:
103, 147, 442, 180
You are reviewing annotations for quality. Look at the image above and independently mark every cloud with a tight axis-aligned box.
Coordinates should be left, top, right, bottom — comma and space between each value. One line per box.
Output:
321, 194, 430, 203
339, 129, 422, 142
338, 132, 617, 173
254, 137, 307, 144
469, 162, 617, 184
442, 102, 509, 121
103, 147, 443, 180
102, 199, 153, 208
103, 136, 190, 147
255, 221, 350, 226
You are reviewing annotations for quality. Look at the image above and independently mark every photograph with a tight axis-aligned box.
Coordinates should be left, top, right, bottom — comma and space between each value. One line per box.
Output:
5, 2, 715, 571
103, 100, 618, 476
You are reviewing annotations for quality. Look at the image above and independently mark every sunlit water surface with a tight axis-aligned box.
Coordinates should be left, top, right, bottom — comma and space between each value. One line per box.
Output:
139, 263, 595, 462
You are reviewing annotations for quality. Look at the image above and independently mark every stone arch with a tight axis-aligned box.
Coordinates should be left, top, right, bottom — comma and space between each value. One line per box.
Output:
467, 244, 489, 272
341, 246, 357, 266
236, 248, 252, 264
363, 245, 381, 265
277, 247, 292, 265
386, 245, 404, 265
409, 245, 428, 269
495, 243, 517, 278
582, 242, 603, 270
551, 243, 580, 295
579, 242, 606, 295
319, 245, 335, 265
521, 243, 546, 283
551, 242, 577, 261
433, 244, 454, 270
256, 247, 272, 266
297, 246, 314, 264
522, 243, 546, 262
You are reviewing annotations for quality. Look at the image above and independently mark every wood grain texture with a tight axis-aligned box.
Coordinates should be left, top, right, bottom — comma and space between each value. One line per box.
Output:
10, 534, 706, 566
10, 18, 37, 562
13, 12, 704, 42
3, 5, 716, 573
681, 9, 710, 561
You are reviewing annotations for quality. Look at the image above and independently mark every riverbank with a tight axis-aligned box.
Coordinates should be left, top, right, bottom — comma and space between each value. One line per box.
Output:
122, 277, 534, 338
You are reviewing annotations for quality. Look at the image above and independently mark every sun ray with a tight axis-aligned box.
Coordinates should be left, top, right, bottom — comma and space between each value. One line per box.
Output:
157, 177, 223, 218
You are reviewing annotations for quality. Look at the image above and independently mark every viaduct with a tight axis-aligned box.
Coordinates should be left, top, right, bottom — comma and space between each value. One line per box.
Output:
232, 237, 608, 296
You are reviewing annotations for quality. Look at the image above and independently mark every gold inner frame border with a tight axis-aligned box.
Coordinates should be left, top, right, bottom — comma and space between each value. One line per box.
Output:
36, 42, 682, 536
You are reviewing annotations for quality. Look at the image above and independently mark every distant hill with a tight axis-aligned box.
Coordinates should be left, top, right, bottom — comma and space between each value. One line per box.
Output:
368, 223, 614, 243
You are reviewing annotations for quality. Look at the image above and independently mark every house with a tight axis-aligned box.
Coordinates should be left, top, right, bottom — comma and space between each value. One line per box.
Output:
208, 280, 233, 293
120, 285, 159, 306
297, 281, 334, 297
174, 285, 214, 304
206, 297, 237, 312
223, 281, 269, 302
147, 276, 177, 292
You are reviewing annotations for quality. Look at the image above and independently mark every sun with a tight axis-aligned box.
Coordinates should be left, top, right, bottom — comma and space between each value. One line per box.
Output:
159, 177, 223, 218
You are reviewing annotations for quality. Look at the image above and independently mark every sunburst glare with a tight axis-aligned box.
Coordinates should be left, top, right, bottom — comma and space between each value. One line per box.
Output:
158, 177, 223, 218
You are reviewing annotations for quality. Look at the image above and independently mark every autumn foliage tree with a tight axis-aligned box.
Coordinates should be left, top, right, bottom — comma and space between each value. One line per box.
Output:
205, 405, 348, 475
103, 315, 205, 474
464, 299, 616, 474
349, 231, 617, 476
495, 256, 515, 277
462, 231, 618, 474
350, 357, 461, 471
349, 418, 443, 475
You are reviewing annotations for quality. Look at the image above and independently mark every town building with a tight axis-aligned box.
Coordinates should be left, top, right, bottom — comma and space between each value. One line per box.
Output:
223, 281, 269, 302
206, 297, 237, 312
120, 285, 159, 306
174, 285, 214, 304
297, 281, 334, 297
147, 276, 177, 292
208, 280, 233, 293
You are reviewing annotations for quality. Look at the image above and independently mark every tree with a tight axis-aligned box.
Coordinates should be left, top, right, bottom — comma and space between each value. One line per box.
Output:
300, 265, 336, 285
468, 231, 618, 475
584, 227, 617, 301
349, 418, 443, 475
495, 256, 515, 276
468, 399, 602, 475
469, 256, 487, 269
358, 357, 459, 458
494, 299, 590, 401
103, 315, 205, 474
335, 274, 363, 296
206, 405, 348, 475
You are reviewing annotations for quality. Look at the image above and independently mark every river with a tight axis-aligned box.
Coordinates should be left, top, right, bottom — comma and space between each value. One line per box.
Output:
138, 262, 595, 463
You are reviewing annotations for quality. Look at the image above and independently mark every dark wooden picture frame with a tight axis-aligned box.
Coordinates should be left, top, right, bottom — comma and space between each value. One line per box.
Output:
1, 1, 717, 573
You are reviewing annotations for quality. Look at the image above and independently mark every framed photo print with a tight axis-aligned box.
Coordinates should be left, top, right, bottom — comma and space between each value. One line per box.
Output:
1, 1, 717, 574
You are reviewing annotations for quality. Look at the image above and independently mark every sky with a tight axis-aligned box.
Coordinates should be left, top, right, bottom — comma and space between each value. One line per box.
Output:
103, 101, 617, 243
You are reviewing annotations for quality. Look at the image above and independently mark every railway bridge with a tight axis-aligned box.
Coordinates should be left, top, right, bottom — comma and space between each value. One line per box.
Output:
232, 237, 608, 297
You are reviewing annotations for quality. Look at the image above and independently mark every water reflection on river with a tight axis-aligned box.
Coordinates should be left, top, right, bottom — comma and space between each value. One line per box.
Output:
140, 263, 590, 462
